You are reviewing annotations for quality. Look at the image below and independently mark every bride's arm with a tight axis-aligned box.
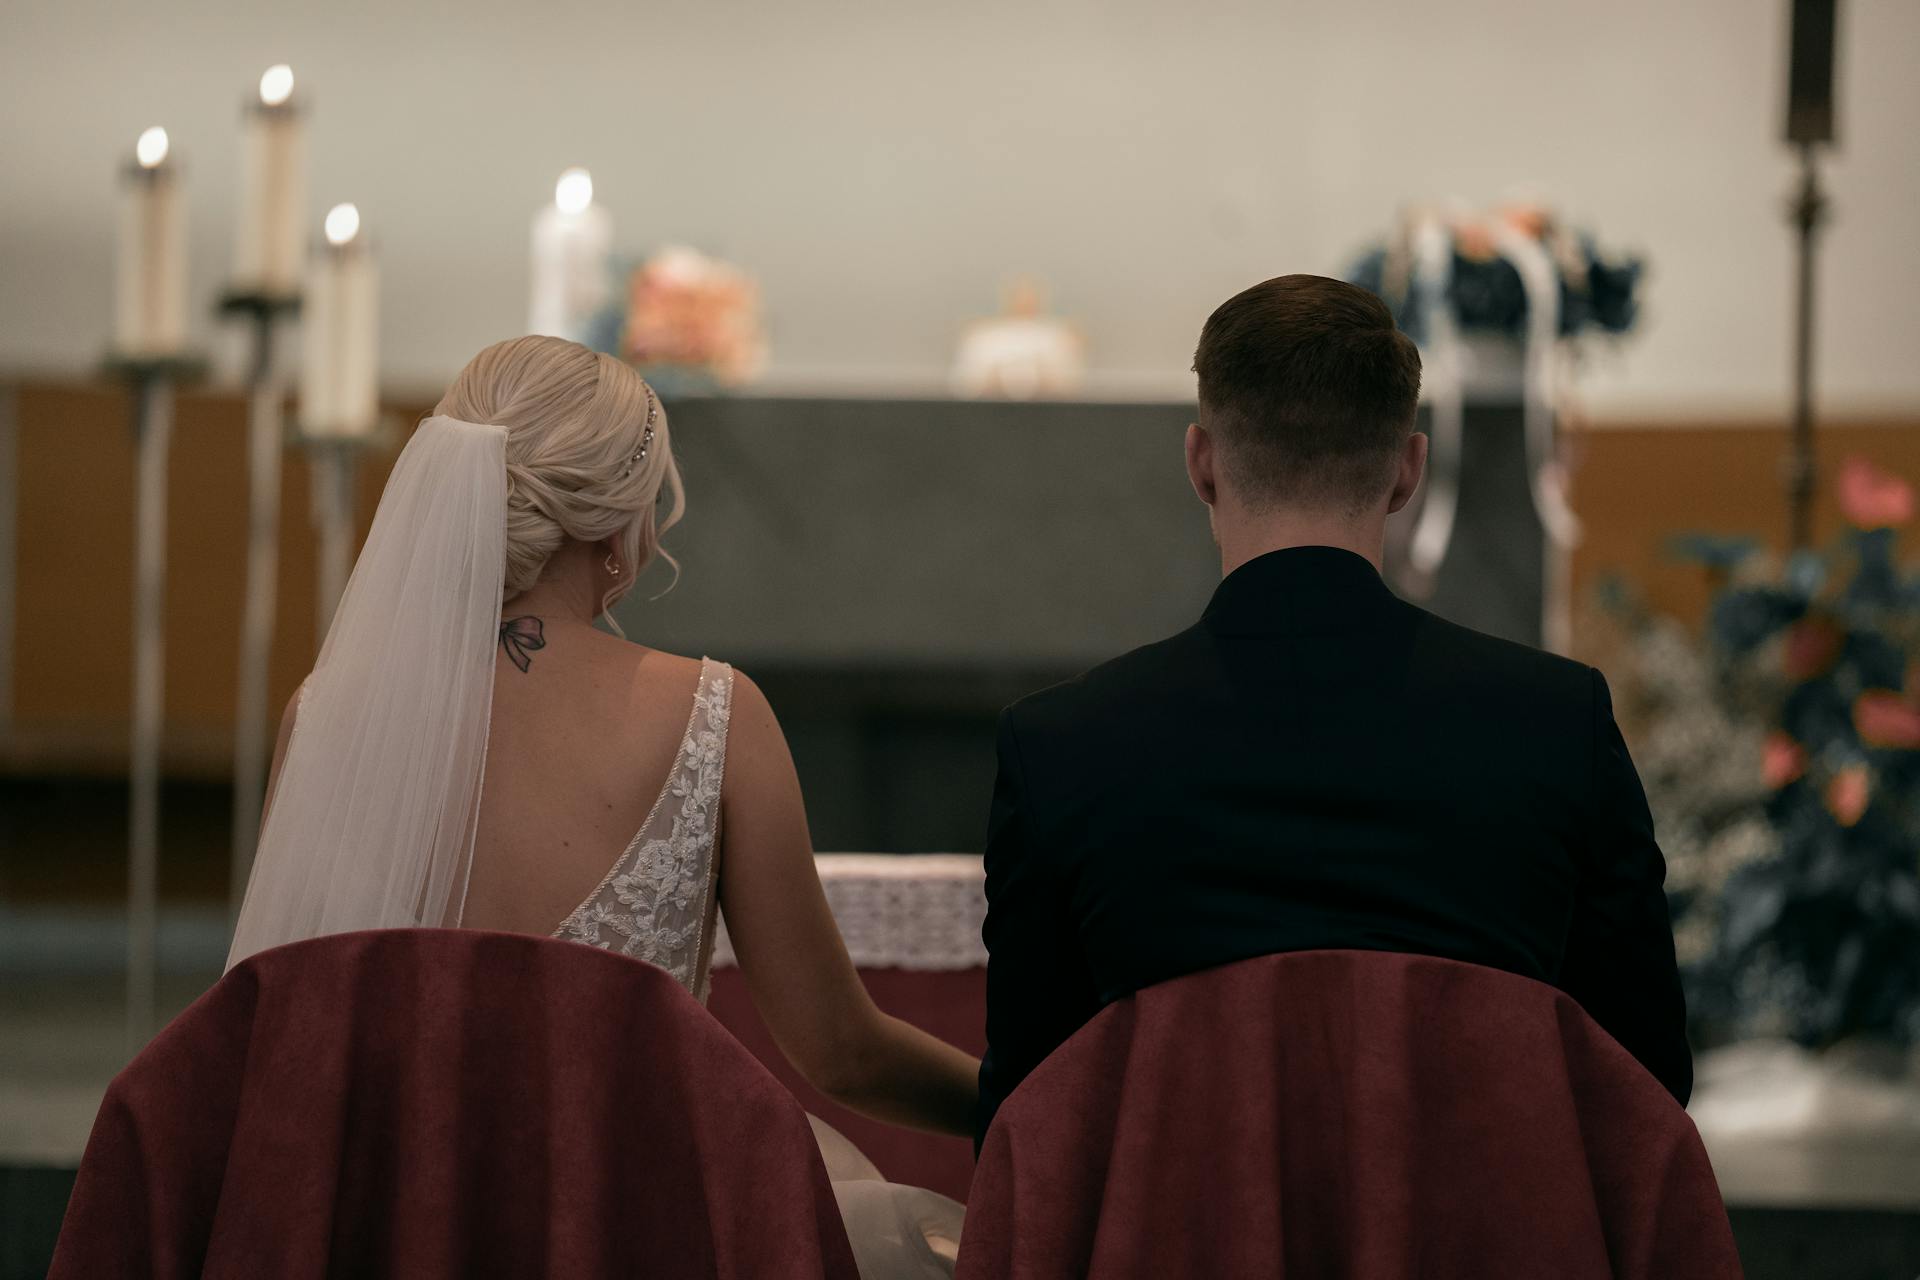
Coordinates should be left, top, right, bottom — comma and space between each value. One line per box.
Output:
718, 672, 980, 1138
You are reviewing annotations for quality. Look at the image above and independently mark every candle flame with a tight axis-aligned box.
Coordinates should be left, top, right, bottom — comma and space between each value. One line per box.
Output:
324, 203, 362, 247
555, 168, 594, 216
259, 64, 295, 107
135, 126, 170, 169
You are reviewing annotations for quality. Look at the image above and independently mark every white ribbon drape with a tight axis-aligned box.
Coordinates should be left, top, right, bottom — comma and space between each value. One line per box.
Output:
1403, 214, 1464, 595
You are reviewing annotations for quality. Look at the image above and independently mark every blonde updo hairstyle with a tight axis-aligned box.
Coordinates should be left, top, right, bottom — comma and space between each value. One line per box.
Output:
434, 335, 684, 624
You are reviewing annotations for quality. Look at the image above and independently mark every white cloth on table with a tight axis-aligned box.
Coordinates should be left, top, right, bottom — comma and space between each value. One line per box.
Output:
712, 854, 987, 972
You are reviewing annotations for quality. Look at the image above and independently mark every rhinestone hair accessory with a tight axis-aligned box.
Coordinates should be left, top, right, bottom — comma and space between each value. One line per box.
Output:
622, 384, 660, 479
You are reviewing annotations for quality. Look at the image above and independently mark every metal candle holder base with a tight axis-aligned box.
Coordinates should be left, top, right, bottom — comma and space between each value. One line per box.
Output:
216, 289, 302, 320
100, 350, 207, 1049
101, 352, 212, 383
218, 289, 301, 930
294, 422, 390, 651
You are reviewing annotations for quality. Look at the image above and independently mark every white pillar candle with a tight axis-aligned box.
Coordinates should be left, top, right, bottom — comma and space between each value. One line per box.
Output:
113, 127, 188, 357
232, 64, 307, 296
529, 167, 612, 343
299, 203, 380, 439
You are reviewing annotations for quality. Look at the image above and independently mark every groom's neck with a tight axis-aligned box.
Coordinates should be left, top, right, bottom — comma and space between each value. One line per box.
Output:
1212, 506, 1387, 579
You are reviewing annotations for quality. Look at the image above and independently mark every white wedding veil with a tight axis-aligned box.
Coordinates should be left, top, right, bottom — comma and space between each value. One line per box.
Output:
227, 415, 507, 969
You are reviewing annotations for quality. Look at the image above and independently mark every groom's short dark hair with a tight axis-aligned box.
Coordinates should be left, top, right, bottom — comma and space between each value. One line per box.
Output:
1193, 274, 1421, 512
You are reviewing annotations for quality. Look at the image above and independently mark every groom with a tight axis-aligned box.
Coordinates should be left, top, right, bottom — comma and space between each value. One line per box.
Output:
975, 274, 1689, 1141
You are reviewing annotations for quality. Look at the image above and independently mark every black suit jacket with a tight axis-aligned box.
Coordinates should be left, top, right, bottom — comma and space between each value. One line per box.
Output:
976, 546, 1689, 1143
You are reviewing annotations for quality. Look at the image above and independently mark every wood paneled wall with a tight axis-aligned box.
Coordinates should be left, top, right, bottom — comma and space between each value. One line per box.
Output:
2, 380, 417, 774
1567, 417, 1920, 641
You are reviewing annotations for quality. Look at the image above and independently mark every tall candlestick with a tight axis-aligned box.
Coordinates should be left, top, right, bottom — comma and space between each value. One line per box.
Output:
232, 64, 307, 297
113, 127, 188, 357
220, 69, 305, 907
299, 203, 379, 648
106, 128, 208, 1047
529, 167, 612, 342
299, 203, 380, 439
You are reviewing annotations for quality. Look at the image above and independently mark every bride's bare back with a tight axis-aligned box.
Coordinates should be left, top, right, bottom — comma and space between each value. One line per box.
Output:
257, 334, 976, 1138
460, 615, 704, 937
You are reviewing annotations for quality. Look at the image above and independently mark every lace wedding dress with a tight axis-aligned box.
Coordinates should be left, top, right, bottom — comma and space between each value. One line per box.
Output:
552, 658, 963, 1280
549, 657, 735, 993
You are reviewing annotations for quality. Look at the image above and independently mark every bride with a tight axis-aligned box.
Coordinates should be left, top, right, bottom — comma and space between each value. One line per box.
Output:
227, 335, 976, 1277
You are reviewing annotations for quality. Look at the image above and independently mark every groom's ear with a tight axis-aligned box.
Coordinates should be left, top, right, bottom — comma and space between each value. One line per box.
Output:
1385, 431, 1428, 516
1185, 423, 1219, 507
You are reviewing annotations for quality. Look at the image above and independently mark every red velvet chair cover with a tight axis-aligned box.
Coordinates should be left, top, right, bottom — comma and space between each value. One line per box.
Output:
49, 929, 859, 1280
959, 950, 1742, 1279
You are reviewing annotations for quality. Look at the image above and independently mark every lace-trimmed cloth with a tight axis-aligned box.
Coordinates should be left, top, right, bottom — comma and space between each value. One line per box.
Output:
553, 658, 734, 1001
711, 854, 988, 972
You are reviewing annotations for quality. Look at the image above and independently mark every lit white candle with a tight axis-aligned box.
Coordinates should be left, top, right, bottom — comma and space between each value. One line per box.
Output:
113, 126, 189, 357
299, 203, 380, 438
529, 167, 612, 342
232, 64, 307, 295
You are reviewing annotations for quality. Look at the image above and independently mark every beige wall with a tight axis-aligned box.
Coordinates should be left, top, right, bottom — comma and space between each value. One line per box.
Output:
1, 0, 1917, 416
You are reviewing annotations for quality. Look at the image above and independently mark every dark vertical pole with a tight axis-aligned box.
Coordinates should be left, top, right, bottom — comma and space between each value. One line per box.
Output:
1782, 0, 1837, 551
1786, 143, 1825, 552
230, 305, 285, 919
128, 373, 173, 1047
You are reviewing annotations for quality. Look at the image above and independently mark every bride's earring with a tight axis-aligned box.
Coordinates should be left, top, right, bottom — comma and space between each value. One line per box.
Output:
604, 553, 621, 578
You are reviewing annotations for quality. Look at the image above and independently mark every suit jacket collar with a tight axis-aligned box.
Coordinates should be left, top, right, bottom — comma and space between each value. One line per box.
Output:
1201, 546, 1400, 635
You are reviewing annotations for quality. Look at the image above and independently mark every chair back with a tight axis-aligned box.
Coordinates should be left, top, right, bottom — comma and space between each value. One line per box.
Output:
959, 949, 1741, 1280
51, 929, 860, 1280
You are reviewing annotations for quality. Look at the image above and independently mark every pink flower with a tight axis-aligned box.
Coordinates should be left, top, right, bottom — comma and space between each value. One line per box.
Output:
1496, 203, 1550, 240
1453, 220, 1497, 261
620, 248, 764, 382
1761, 732, 1807, 788
1826, 767, 1870, 827
1854, 691, 1920, 749
1836, 456, 1914, 530
1783, 617, 1844, 680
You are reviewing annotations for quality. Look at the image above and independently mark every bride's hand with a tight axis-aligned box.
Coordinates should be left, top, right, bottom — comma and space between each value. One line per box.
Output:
716, 673, 980, 1137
